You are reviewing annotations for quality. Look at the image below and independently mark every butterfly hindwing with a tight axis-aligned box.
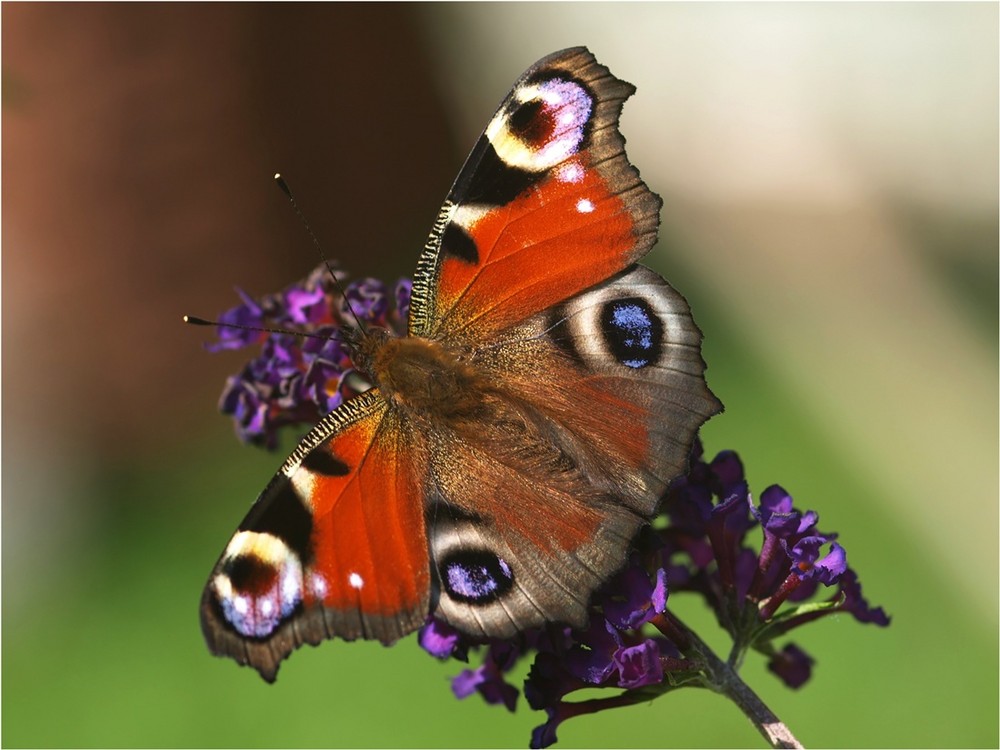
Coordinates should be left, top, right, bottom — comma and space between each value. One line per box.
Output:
201, 390, 431, 682
421, 265, 720, 636
534, 264, 723, 506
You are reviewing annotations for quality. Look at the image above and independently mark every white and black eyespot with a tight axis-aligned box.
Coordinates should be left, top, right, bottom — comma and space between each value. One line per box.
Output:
212, 531, 304, 638
485, 75, 594, 174
546, 266, 694, 372
440, 549, 515, 604
429, 515, 517, 609
436, 74, 595, 233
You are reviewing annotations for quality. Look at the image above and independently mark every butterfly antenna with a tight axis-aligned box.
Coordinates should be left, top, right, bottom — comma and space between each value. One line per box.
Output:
182, 314, 343, 342
273, 173, 368, 336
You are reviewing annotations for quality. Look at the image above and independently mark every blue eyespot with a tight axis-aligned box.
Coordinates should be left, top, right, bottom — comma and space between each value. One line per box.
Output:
601, 298, 663, 368
442, 550, 514, 604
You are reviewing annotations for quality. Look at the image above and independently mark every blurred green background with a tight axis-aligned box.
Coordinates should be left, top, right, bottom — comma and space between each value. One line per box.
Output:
3, 3, 996, 747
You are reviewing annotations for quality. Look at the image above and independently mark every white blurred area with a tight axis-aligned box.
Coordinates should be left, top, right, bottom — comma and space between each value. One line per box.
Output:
420, 4, 998, 615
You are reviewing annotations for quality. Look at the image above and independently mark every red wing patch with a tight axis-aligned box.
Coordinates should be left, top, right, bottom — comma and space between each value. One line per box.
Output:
437, 164, 644, 337
306, 413, 429, 623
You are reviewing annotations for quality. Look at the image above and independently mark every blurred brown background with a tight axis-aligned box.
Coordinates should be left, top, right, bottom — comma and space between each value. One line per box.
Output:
4, 3, 453, 455
3, 4, 997, 747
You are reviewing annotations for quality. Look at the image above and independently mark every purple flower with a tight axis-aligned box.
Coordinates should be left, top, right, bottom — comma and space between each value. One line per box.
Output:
601, 564, 668, 630
528, 690, 653, 749
524, 651, 585, 712
394, 279, 413, 328
756, 484, 817, 538
838, 569, 891, 626
788, 538, 847, 584
343, 278, 389, 324
565, 563, 674, 690
418, 618, 467, 661
451, 641, 520, 712
206, 263, 409, 446
284, 284, 327, 324
767, 643, 815, 689
530, 707, 562, 750
218, 375, 268, 440
562, 619, 622, 685
207, 288, 265, 351
706, 487, 755, 598
709, 450, 745, 493
614, 639, 664, 689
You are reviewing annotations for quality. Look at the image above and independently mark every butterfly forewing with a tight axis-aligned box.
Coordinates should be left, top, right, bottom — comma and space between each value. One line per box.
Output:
408, 47, 661, 341
201, 390, 431, 682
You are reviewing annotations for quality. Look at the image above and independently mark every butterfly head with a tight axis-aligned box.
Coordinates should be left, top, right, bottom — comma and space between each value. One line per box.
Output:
338, 323, 380, 370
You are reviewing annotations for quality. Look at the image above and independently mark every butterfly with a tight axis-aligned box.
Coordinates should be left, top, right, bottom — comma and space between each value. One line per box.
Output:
201, 46, 722, 682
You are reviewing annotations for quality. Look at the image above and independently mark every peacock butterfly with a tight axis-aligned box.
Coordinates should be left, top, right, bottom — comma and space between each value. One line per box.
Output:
200, 46, 722, 682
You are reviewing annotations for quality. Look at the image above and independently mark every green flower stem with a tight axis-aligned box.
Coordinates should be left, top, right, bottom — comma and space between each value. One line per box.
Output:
661, 613, 804, 749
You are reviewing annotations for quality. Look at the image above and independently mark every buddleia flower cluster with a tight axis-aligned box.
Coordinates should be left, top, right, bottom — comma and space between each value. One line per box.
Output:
208, 264, 411, 449
206, 263, 889, 748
